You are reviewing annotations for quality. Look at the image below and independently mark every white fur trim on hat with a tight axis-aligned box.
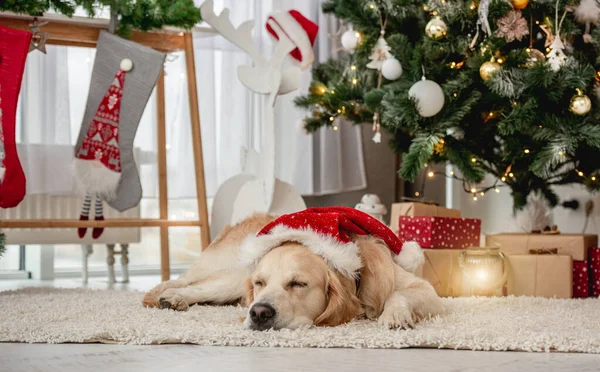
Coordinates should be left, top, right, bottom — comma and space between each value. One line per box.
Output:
394, 241, 424, 273
238, 224, 362, 278
267, 12, 314, 70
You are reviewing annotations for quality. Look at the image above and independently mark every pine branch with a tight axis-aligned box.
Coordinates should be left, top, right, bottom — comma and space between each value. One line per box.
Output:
398, 132, 441, 181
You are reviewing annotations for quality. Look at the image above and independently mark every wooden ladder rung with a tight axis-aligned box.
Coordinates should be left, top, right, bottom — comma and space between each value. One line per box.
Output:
0, 219, 202, 228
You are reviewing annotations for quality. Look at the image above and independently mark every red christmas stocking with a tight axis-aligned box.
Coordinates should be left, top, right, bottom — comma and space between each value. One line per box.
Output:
0, 26, 32, 208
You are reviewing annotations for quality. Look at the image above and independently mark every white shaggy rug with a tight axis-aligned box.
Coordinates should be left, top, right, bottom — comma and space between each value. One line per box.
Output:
1, 288, 599, 353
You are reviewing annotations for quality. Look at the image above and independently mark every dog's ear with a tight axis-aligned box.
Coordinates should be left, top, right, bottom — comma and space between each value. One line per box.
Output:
244, 277, 255, 307
314, 269, 361, 327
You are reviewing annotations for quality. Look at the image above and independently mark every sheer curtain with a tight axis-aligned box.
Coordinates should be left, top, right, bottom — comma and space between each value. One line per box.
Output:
16, 0, 366, 202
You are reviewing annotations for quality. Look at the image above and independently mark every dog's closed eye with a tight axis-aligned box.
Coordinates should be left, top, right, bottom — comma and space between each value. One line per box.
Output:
288, 281, 307, 289
254, 280, 265, 287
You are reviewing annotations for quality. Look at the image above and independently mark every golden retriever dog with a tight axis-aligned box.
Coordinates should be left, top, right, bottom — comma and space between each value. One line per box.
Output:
143, 212, 445, 330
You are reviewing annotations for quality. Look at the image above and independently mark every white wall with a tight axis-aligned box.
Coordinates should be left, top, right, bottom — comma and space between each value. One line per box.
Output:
451, 174, 600, 236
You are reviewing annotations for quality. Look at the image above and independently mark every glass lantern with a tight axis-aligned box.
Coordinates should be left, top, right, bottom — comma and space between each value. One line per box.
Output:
458, 247, 508, 297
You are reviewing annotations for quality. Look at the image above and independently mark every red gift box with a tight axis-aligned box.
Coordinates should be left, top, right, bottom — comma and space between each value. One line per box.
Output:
590, 248, 600, 297
398, 216, 481, 248
573, 261, 589, 298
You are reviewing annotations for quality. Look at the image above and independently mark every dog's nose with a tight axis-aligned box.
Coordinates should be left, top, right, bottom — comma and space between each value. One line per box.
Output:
249, 303, 276, 325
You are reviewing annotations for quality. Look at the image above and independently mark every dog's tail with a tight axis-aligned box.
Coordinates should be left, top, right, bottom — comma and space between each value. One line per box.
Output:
142, 279, 187, 308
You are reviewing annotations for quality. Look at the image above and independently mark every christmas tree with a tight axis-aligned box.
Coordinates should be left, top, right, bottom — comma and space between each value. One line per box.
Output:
295, 0, 600, 210
0, 0, 201, 35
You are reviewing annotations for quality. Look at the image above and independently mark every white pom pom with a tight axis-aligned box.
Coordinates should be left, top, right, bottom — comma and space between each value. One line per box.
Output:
341, 29, 359, 52
381, 58, 403, 80
120, 58, 133, 72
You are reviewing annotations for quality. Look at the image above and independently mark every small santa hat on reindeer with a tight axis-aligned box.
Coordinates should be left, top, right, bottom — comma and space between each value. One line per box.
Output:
239, 207, 424, 278
266, 10, 319, 70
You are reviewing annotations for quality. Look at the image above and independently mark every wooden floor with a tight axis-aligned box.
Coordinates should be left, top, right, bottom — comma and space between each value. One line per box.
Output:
1, 276, 599, 372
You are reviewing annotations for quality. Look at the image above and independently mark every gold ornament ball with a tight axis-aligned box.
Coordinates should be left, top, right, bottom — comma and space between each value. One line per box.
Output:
510, 0, 529, 10
480, 61, 501, 81
425, 18, 447, 40
525, 48, 546, 66
570, 93, 592, 115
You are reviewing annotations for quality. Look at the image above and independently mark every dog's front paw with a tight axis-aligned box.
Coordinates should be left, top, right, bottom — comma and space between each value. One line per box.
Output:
378, 302, 414, 329
159, 291, 189, 311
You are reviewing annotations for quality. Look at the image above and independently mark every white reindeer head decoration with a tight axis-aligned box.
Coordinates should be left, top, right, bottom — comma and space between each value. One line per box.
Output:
200, 0, 316, 97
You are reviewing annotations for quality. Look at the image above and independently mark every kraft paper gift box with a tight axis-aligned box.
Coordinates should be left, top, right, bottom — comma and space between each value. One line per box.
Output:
415, 249, 466, 297
390, 202, 460, 234
506, 255, 573, 298
399, 216, 481, 248
486, 233, 597, 262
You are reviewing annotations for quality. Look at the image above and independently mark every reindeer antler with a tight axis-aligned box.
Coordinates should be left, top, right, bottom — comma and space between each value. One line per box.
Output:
201, 0, 267, 67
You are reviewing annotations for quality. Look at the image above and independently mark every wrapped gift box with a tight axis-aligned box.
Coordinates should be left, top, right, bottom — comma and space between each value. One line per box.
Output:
506, 255, 573, 299
486, 233, 597, 261
390, 202, 460, 233
573, 261, 590, 298
589, 247, 600, 297
399, 216, 481, 248
415, 249, 465, 297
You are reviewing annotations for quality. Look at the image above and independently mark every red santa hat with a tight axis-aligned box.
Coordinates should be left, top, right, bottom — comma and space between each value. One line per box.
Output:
239, 206, 424, 278
73, 59, 132, 199
266, 10, 318, 70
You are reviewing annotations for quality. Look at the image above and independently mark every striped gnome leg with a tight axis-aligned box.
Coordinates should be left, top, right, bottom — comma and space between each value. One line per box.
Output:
77, 194, 93, 238
92, 196, 105, 239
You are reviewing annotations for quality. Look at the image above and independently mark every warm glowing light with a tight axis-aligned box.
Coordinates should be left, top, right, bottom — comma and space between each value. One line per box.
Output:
501, 176, 506, 182
579, 171, 584, 176
320, 87, 327, 93
428, 171, 434, 178
337, 109, 341, 113
354, 32, 360, 38
424, 5, 430, 10
424, 163, 429, 168
331, 90, 335, 94
546, 47, 550, 52
352, 78, 358, 85
524, 149, 530, 154
415, 191, 420, 196
450, 170, 455, 176
329, 116, 335, 122
592, 176, 597, 181
473, 196, 478, 201
471, 188, 477, 193
469, 3, 476, 9
165, 144, 172, 150
526, 48, 531, 52
471, 157, 477, 163
495, 188, 500, 193
369, 3, 375, 8
488, 112, 494, 117
509, 172, 514, 178
536, 20, 540, 24
333, 125, 339, 131
480, 192, 485, 196
476, 269, 488, 281
453, 93, 457, 97
497, 58, 503, 64
432, 11, 438, 16
350, 65, 357, 70
559, 151, 564, 156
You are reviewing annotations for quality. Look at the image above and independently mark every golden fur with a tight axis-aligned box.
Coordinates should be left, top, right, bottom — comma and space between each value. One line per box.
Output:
144, 213, 445, 329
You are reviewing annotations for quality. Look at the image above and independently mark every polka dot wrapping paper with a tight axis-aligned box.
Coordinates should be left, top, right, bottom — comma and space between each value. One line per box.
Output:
398, 216, 481, 249
573, 261, 590, 298
589, 247, 600, 297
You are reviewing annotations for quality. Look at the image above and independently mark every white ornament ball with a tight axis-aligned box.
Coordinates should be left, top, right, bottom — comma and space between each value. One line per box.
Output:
341, 29, 359, 52
120, 58, 133, 72
381, 58, 403, 80
408, 79, 445, 117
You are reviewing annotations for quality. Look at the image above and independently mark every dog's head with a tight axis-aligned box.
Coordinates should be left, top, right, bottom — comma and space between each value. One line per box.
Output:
243, 242, 361, 331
